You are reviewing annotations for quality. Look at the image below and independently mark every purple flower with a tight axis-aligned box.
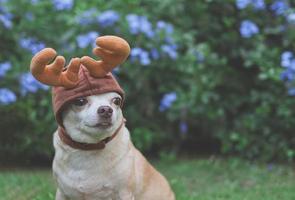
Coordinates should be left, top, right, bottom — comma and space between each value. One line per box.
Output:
288, 61, 295, 70
76, 31, 99, 48
139, 52, 151, 66
161, 44, 178, 60
280, 51, 295, 83
236, 0, 251, 9
141, 17, 154, 38
239, 20, 259, 38
288, 88, 295, 96
280, 69, 294, 81
19, 37, 46, 54
281, 51, 294, 68
236, 0, 265, 10
252, 0, 265, 10
179, 121, 188, 135
0, 61, 11, 78
19, 72, 49, 95
150, 48, 160, 60
97, 10, 120, 28
30, 0, 39, 4
0, 0, 8, 12
76, 8, 97, 25
130, 47, 151, 66
52, 0, 73, 11
25, 12, 34, 21
156, 21, 174, 34
126, 14, 154, 38
0, 88, 16, 105
156, 21, 166, 29
130, 47, 142, 57
126, 14, 140, 34
159, 92, 177, 112
270, 0, 289, 15
0, 12, 13, 29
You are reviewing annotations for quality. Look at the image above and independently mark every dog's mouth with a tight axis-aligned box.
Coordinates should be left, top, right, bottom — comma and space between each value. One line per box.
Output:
86, 122, 113, 129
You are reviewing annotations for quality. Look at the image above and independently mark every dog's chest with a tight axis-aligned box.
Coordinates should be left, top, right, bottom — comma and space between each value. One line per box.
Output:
54, 166, 120, 199
53, 136, 134, 199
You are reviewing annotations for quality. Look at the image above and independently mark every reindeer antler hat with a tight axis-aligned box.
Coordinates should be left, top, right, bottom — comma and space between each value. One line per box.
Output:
30, 36, 130, 127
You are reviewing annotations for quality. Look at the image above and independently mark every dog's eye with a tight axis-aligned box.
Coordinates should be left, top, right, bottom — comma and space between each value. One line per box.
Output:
112, 97, 122, 106
72, 97, 88, 106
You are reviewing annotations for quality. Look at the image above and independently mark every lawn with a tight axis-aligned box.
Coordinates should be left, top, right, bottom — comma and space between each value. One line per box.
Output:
0, 158, 294, 200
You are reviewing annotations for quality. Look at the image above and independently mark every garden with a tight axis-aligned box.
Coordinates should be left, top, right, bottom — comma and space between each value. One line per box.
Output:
0, 0, 295, 199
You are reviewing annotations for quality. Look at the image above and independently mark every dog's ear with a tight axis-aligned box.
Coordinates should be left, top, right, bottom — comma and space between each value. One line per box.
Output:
81, 36, 130, 78
30, 48, 81, 89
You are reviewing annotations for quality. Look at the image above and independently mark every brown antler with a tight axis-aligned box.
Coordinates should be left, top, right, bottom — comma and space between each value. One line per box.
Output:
81, 35, 130, 77
30, 48, 80, 88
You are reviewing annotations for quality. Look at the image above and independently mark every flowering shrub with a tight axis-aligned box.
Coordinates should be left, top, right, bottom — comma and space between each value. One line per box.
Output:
97, 10, 120, 28
0, 0, 295, 163
19, 72, 49, 95
159, 92, 177, 112
236, 0, 266, 10
19, 37, 46, 54
51, 0, 73, 11
0, 61, 11, 78
0, 88, 16, 105
239, 20, 259, 38
76, 32, 99, 48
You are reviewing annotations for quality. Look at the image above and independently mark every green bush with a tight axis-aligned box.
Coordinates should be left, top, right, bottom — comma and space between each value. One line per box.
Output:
0, 0, 294, 163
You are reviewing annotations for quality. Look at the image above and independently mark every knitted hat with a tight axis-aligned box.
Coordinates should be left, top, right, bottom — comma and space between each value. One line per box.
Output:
52, 66, 124, 127
30, 36, 130, 127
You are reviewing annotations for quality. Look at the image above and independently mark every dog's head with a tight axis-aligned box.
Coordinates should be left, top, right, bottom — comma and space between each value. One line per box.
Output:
61, 92, 124, 143
29, 35, 130, 144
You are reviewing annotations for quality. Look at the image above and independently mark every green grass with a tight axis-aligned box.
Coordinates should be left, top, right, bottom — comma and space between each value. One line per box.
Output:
0, 158, 294, 200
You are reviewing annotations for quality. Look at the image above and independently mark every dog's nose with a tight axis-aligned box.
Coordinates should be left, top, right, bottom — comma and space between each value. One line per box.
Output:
97, 106, 113, 118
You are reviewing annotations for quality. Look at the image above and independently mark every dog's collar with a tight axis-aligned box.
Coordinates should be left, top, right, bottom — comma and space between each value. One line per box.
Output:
58, 118, 126, 151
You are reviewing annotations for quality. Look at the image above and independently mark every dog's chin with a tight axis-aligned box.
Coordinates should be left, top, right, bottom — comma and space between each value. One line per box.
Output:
87, 122, 113, 130
81, 121, 114, 135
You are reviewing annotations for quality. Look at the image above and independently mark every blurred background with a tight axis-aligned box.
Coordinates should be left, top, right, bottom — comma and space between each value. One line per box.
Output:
0, 0, 295, 199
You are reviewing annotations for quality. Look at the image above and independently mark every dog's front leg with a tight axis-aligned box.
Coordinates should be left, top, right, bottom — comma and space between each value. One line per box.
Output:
55, 189, 69, 200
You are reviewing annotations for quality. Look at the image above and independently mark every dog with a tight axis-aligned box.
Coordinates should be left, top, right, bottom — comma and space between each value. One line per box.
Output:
30, 36, 175, 200
52, 92, 175, 199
